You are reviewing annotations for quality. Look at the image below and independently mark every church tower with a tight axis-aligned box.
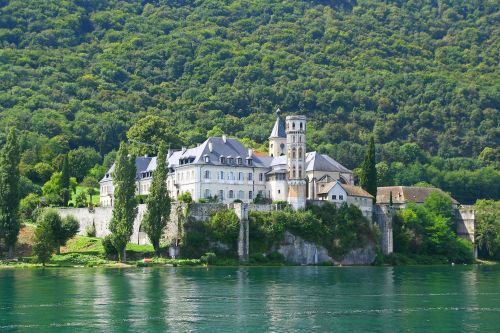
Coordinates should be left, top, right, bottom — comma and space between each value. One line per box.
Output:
286, 115, 307, 210
268, 108, 287, 157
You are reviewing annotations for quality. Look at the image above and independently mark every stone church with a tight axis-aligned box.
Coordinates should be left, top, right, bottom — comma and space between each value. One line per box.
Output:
100, 112, 372, 216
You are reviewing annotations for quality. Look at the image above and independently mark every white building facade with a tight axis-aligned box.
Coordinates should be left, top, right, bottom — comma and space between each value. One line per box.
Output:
100, 112, 366, 211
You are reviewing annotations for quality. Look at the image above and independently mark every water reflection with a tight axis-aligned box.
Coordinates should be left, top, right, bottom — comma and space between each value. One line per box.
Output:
1, 266, 499, 332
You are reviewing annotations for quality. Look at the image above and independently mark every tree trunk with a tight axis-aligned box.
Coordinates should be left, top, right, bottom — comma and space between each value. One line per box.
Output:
154, 240, 160, 257
123, 248, 127, 263
56, 247, 61, 255
8, 245, 14, 259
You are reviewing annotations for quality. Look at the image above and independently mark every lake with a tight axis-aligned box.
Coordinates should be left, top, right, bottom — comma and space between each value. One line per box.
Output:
0, 265, 499, 332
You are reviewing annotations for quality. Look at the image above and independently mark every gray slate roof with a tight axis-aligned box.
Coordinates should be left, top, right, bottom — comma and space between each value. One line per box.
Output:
100, 156, 152, 182
377, 186, 459, 205
101, 138, 352, 183
269, 116, 286, 138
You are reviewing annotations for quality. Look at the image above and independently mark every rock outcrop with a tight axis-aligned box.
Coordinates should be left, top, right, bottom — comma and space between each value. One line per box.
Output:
276, 231, 376, 265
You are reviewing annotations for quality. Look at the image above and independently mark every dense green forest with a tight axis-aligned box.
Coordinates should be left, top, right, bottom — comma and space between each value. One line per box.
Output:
0, 0, 498, 204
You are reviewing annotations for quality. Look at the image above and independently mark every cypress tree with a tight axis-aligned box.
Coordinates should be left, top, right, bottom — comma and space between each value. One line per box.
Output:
0, 129, 21, 258
143, 143, 171, 256
60, 154, 70, 206
109, 142, 138, 262
360, 136, 377, 202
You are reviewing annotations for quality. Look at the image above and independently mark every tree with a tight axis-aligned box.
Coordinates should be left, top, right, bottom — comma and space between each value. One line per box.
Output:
74, 191, 88, 207
60, 154, 70, 206
143, 143, 171, 256
0, 128, 21, 258
20, 193, 41, 222
42, 172, 77, 206
36, 209, 79, 254
475, 200, 500, 259
33, 218, 56, 266
109, 142, 137, 262
360, 136, 377, 202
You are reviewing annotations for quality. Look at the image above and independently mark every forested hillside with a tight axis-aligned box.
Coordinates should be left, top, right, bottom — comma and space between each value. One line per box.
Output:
0, 0, 498, 204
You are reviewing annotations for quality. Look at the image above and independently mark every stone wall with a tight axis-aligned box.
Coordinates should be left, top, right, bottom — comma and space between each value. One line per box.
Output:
58, 203, 277, 247
373, 204, 394, 255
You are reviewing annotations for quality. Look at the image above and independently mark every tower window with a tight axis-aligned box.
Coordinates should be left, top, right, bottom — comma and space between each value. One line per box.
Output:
300, 122, 303, 129
292, 148, 296, 159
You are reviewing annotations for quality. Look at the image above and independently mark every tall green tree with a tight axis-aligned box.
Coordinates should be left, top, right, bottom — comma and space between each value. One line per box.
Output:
360, 136, 377, 202
143, 143, 171, 256
475, 200, 500, 259
60, 154, 70, 206
0, 129, 21, 258
109, 142, 138, 262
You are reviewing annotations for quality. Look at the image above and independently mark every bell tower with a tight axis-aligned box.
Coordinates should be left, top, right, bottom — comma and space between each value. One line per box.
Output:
286, 115, 307, 210
269, 108, 287, 157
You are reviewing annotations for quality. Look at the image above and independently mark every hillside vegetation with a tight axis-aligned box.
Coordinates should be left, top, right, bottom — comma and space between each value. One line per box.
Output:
0, 0, 498, 203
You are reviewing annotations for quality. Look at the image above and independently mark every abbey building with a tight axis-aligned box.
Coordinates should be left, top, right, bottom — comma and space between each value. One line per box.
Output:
100, 113, 373, 217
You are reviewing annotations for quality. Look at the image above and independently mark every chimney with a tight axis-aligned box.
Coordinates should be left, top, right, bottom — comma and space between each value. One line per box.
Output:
208, 141, 213, 152
181, 146, 187, 153
222, 134, 227, 143
248, 149, 253, 157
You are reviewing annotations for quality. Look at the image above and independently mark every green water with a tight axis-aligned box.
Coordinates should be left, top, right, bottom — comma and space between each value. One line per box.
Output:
0, 265, 499, 332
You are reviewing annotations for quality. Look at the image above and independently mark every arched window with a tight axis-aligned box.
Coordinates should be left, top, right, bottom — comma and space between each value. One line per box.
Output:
298, 147, 303, 159
298, 166, 302, 178
292, 166, 296, 178
228, 190, 234, 199
292, 148, 296, 159
300, 122, 303, 129
292, 122, 295, 129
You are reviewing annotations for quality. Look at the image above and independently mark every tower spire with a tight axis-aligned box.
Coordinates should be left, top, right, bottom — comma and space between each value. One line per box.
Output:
269, 108, 287, 157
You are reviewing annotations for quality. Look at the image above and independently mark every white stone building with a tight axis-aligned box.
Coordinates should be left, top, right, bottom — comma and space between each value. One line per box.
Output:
317, 181, 374, 220
100, 112, 366, 211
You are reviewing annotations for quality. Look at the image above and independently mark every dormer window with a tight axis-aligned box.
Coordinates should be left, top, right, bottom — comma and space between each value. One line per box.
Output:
228, 157, 233, 164
220, 156, 226, 164
204, 155, 210, 163
246, 158, 253, 166
237, 157, 242, 165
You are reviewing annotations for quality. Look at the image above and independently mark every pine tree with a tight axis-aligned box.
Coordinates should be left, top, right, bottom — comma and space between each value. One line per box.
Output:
60, 154, 70, 206
360, 136, 377, 202
143, 143, 171, 256
109, 142, 138, 262
0, 129, 21, 258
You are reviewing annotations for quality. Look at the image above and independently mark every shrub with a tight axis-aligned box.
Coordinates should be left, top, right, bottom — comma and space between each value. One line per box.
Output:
20, 193, 40, 222
102, 235, 117, 257
85, 224, 96, 237
74, 191, 88, 208
177, 192, 192, 203
200, 252, 216, 265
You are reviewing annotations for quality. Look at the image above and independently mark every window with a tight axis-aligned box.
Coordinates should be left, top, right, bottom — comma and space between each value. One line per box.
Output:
237, 158, 242, 165
247, 158, 253, 166
292, 148, 296, 159
205, 170, 210, 179
249, 191, 253, 200
248, 173, 253, 181
238, 172, 244, 181
259, 173, 263, 181
204, 156, 210, 163
220, 156, 226, 164
339, 195, 344, 200
332, 195, 337, 200
278, 190, 281, 194
228, 157, 233, 164
219, 190, 224, 200
298, 147, 303, 159
238, 190, 244, 200
205, 189, 211, 198
228, 190, 234, 199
